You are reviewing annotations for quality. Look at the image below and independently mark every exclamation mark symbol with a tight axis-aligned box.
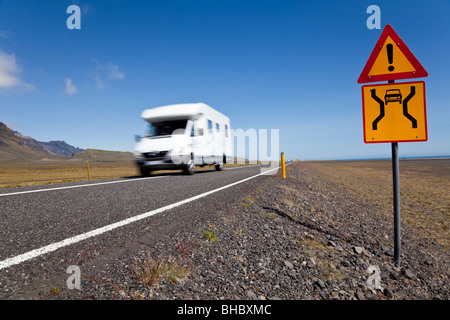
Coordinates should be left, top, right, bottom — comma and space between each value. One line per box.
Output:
387, 43, 395, 72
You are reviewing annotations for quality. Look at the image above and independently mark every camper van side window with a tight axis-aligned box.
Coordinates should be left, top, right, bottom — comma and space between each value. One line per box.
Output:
225, 124, 229, 137
208, 120, 213, 133
216, 123, 220, 132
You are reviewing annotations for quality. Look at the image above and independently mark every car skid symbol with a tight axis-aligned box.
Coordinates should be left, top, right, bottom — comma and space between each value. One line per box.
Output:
385, 89, 402, 104
371, 86, 418, 130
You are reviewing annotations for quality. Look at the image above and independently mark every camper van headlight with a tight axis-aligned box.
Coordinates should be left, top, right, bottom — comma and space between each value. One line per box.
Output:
172, 147, 183, 154
133, 152, 143, 158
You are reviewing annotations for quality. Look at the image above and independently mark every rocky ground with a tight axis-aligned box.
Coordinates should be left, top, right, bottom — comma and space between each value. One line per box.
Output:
47, 161, 448, 301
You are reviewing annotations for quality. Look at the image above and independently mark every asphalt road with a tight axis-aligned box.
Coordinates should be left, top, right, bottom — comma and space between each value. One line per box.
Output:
0, 164, 280, 297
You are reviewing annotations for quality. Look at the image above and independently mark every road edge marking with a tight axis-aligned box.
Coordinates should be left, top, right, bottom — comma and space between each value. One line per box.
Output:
0, 176, 166, 197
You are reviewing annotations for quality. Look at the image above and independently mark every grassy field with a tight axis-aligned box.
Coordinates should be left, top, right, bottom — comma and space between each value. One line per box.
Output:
0, 160, 140, 188
305, 159, 450, 247
0, 160, 251, 189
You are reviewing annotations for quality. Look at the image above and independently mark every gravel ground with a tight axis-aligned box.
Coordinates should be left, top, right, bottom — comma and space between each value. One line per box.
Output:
41, 162, 449, 300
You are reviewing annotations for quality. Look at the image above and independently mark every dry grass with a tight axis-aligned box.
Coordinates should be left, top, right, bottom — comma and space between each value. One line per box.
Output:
0, 160, 140, 188
305, 159, 450, 247
0, 160, 251, 189
133, 251, 190, 287
297, 237, 346, 281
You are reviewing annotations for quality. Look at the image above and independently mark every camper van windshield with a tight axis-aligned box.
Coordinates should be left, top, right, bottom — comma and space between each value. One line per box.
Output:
147, 120, 188, 137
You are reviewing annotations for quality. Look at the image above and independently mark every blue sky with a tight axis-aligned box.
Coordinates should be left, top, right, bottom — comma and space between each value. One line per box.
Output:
0, 0, 449, 160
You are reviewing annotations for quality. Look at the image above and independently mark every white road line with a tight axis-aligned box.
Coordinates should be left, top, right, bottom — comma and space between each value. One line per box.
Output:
0, 164, 258, 197
0, 164, 290, 270
0, 176, 166, 197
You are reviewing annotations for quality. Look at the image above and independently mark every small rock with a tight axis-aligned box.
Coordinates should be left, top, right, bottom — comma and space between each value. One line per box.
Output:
424, 259, 433, 266
316, 279, 326, 289
258, 295, 266, 300
356, 288, 366, 300
353, 246, 364, 254
327, 240, 337, 247
384, 288, 394, 299
284, 260, 294, 269
341, 260, 350, 267
246, 290, 256, 299
392, 266, 401, 272
381, 245, 390, 254
389, 271, 399, 280
305, 232, 315, 240
403, 268, 415, 280
287, 269, 296, 278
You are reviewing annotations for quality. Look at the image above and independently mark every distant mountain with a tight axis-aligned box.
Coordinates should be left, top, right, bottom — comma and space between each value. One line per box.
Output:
0, 122, 56, 161
0, 122, 84, 161
12, 130, 84, 157
1, 122, 133, 162
39, 140, 84, 157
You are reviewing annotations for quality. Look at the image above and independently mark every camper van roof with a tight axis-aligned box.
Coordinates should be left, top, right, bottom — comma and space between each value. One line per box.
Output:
141, 103, 227, 123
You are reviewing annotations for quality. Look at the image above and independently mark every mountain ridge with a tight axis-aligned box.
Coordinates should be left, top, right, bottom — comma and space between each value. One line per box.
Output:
0, 122, 84, 161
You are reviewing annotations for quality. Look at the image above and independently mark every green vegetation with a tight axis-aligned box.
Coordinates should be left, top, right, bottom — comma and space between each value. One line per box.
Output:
202, 230, 218, 241
236, 195, 255, 209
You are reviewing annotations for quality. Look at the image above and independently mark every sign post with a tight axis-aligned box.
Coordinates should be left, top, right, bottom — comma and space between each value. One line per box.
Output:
391, 141, 401, 265
358, 25, 428, 266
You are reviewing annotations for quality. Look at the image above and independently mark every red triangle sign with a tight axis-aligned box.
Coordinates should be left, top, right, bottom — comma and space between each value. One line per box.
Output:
358, 25, 428, 83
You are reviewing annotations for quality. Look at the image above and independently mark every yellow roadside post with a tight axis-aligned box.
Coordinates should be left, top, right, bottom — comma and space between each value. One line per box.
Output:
86, 160, 91, 181
296, 159, 298, 163
281, 152, 286, 179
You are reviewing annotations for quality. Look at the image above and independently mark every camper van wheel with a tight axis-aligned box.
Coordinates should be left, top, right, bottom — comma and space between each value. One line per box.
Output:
140, 168, 152, 177
215, 163, 224, 171
183, 158, 195, 175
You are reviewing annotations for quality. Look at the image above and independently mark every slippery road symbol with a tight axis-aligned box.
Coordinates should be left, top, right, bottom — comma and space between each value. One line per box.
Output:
371, 86, 418, 130
385, 89, 402, 104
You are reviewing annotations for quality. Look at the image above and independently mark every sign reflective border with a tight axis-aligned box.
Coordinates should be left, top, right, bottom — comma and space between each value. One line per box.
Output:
358, 25, 428, 83
362, 81, 427, 143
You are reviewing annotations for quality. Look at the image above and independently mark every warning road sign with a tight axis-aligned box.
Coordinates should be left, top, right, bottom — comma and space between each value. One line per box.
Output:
358, 25, 428, 83
362, 81, 427, 143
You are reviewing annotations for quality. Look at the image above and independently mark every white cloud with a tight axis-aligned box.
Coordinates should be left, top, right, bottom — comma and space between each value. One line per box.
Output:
0, 50, 34, 92
64, 77, 78, 96
92, 75, 104, 89
89, 59, 124, 89
106, 63, 124, 80
0, 30, 11, 38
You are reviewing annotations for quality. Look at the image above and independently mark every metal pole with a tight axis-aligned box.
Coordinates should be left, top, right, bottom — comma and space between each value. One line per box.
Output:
387, 79, 401, 267
391, 142, 401, 266
281, 152, 286, 179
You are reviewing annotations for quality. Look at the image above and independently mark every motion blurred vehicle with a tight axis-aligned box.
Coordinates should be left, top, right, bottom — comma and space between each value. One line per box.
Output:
134, 103, 232, 176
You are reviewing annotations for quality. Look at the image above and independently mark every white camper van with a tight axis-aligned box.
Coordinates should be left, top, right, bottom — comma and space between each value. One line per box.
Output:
134, 103, 232, 176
